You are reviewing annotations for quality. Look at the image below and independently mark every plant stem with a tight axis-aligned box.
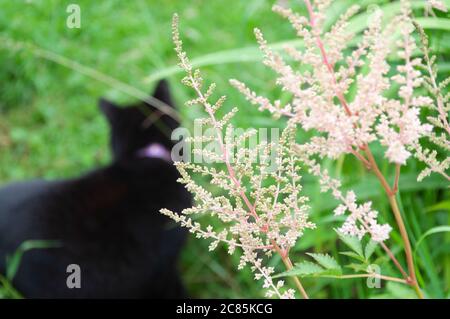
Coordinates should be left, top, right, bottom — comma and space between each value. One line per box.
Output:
388, 195, 424, 299
364, 148, 393, 195
279, 253, 309, 299
357, 215, 409, 281
365, 147, 424, 299
325, 273, 408, 284
303, 0, 424, 299
273, 241, 309, 298
379, 241, 409, 279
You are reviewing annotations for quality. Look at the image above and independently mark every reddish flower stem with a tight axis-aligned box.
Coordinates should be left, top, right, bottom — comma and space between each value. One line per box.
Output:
303, 0, 423, 298
275, 243, 309, 299
187, 73, 309, 298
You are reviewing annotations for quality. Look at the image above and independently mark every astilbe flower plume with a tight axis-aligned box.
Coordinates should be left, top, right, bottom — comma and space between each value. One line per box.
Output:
230, 0, 432, 241
161, 14, 315, 299
410, 21, 450, 182
233, 1, 433, 165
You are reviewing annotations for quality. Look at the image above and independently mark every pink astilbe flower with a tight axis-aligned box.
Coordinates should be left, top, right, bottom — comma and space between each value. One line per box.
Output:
231, 0, 434, 242
231, 1, 430, 297
233, 1, 431, 166
335, 193, 392, 242
297, 146, 392, 242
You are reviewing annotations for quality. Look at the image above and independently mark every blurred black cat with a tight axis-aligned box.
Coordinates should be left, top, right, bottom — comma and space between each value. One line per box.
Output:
0, 80, 191, 298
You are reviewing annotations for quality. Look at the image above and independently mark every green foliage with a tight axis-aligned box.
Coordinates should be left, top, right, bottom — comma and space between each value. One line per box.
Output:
364, 240, 378, 260
274, 255, 342, 279
336, 232, 384, 276
306, 253, 341, 271
0, 0, 448, 298
371, 282, 417, 299
0, 240, 59, 298
336, 231, 364, 257
414, 226, 450, 255
5, 240, 61, 281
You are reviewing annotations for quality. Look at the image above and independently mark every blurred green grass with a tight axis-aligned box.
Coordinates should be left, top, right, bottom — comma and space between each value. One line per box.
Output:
0, 0, 449, 298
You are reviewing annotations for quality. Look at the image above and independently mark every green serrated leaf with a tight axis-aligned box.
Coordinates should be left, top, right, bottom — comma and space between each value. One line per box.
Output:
339, 251, 366, 262
306, 253, 341, 270
273, 261, 324, 279
274, 259, 344, 279
291, 261, 326, 276
336, 231, 364, 257
364, 240, 378, 260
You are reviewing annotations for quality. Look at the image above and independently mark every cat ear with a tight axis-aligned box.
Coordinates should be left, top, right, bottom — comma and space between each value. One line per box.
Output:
99, 98, 119, 123
151, 79, 174, 109
147, 79, 179, 129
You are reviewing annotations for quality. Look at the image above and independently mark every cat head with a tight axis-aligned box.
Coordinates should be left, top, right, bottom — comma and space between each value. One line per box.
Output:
99, 80, 179, 161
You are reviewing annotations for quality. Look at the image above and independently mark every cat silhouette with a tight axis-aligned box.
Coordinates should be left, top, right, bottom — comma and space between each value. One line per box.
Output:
0, 80, 191, 298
